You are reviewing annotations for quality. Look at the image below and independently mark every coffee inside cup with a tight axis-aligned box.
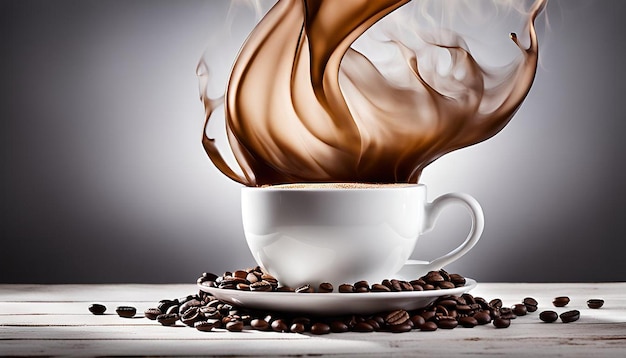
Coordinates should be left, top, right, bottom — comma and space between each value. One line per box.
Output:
265, 183, 413, 189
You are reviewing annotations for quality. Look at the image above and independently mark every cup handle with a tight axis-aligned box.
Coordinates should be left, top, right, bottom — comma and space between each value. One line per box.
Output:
401, 192, 485, 278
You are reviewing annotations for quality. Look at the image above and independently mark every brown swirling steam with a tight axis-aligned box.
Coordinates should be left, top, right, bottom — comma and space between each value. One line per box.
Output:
198, 0, 547, 186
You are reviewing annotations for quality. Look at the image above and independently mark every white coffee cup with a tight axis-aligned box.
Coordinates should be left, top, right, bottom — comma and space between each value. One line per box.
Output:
241, 183, 484, 288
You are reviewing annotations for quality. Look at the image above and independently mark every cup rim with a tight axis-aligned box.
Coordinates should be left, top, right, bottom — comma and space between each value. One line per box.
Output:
243, 183, 424, 191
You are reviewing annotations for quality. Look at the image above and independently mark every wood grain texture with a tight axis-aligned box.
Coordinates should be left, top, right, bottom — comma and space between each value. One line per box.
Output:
1, 283, 625, 357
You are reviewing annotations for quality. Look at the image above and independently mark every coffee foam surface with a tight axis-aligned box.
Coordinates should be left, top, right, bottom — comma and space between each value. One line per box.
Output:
264, 183, 413, 189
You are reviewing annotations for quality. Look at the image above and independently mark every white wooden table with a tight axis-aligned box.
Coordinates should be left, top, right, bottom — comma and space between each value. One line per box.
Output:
1, 283, 625, 357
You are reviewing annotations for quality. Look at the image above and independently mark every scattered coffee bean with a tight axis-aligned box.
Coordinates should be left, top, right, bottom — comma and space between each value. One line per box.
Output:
539, 310, 558, 323
353, 321, 375, 332
410, 314, 425, 328
385, 309, 409, 326
587, 299, 604, 309
560, 310, 580, 323
458, 316, 478, 328
493, 317, 510, 328
157, 313, 179, 326
250, 318, 270, 331
115, 306, 136, 318
250, 281, 272, 292
181, 306, 201, 326
389, 321, 413, 333
436, 317, 458, 329
338, 284, 355, 293
194, 320, 217, 332
295, 284, 314, 293
271, 319, 289, 332
318, 282, 333, 293
489, 298, 503, 309
310, 322, 331, 335
371, 283, 391, 292
226, 320, 244, 332
523, 297, 538, 312
512, 303, 528, 316
88, 303, 106, 315
473, 311, 492, 325
144, 308, 162, 320
553, 296, 570, 307
290, 322, 306, 333
330, 320, 350, 333
420, 321, 438, 331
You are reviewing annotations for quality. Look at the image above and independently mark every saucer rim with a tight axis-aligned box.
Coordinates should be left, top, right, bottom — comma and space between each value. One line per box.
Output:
197, 278, 477, 315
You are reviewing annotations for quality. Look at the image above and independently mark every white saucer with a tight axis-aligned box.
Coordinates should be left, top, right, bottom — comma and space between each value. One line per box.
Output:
197, 278, 476, 316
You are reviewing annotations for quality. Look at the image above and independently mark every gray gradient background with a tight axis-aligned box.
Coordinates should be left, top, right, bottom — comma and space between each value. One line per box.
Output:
1, 0, 624, 283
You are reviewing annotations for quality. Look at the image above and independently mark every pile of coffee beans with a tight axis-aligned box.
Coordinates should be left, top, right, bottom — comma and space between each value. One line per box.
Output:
89, 268, 605, 334
196, 266, 468, 293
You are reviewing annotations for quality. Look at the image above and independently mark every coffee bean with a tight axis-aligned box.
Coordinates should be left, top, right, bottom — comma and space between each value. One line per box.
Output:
276, 286, 295, 292
560, 310, 580, 323
295, 284, 314, 293
233, 270, 248, 279
389, 321, 412, 333
371, 283, 391, 292
489, 298, 503, 309
338, 284, 355, 293
271, 319, 290, 332
399, 281, 413, 291
261, 273, 278, 288
144, 308, 162, 320
499, 307, 517, 320
385, 309, 409, 326
420, 321, 438, 331
390, 279, 403, 291
459, 316, 478, 328
423, 271, 444, 283
330, 320, 349, 333
523, 297, 538, 312
246, 272, 259, 284
474, 297, 489, 309
318, 282, 333, 293
354, 280, 369, 289
250, 318, 270, 331
194, 320, 217, 332
250, 281, 272, 292
553, 296, 570, 307
310, 322, 331, 335
236, 283, 250, 291
157, 313, 179, 326
438, 281, 456, 289
436, 318, 458, 329
410, 314, 425, 328
179, 299, 202, 316
181, 306, 201, 326
493, 318, 510, 328
449, 274, 466, 286
355, 286, 370, 293
539, 310, 558, 323
158, 299, 179, 313
226, 320, 244, 332
353, 321, 374, 332
587, 299, 604, 309
438, 299, 457, 309
421, 310, 436, 321
88, 303, 106, 315
290, 322, 306, 333
461, 293, 476, 305
512, 304, 528, 316
473, 311, 492, 325
115, 306, 136, 318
